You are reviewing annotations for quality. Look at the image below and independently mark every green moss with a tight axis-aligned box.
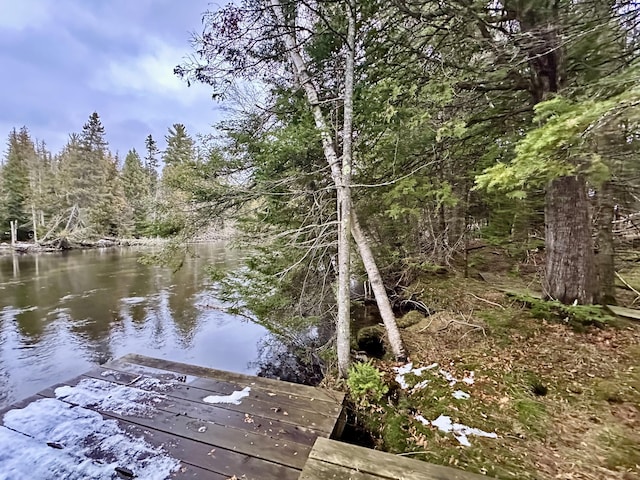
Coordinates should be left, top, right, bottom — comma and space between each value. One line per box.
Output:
514, 399, 547, 437
599, 427, 640, 471
381, 411, 411, 453
397, 311, 424, 328
512, 293, 614, 328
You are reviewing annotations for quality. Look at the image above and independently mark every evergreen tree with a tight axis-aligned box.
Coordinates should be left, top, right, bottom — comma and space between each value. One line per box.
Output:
163, 124, 195, 166
1, 129, 30, 227
144, 134, 160, 177
121, 149, 149, 235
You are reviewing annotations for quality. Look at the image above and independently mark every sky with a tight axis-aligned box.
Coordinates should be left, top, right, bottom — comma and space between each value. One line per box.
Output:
0, 0, 226, 157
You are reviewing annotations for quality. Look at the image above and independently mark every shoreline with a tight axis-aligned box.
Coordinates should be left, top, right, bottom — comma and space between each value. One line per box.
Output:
0, 237, 172, 255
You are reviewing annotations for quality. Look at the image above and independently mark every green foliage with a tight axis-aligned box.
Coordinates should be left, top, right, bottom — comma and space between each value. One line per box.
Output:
1, 128, 32, 226
347, 361, 389, 406
512, 294, 614, 328
476, 83, 640, 197
163, 124, 195, 166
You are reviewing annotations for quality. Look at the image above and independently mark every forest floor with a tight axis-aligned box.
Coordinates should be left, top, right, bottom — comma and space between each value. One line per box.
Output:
330, 247, 640, 480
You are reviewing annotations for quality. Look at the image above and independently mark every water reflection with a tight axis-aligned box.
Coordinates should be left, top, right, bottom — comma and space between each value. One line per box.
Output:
0, 243, 267, 408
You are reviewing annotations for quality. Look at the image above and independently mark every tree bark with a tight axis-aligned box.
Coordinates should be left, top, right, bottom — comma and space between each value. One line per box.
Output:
270, 0, 405, 370
596, 181, 616, 304
351, 213, 406, 361
31, 204, 38, 243
544, 175, 598, 304
335, 0, 355, 377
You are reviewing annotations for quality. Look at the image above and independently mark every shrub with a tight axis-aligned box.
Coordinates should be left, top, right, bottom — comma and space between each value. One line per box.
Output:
347, 361, 389, 406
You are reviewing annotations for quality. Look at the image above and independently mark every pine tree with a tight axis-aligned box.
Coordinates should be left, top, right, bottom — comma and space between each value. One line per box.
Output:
1, 129, 30, 227
144, 134, 160, 178
122, 149, 149, 235
163, 124, 195, 166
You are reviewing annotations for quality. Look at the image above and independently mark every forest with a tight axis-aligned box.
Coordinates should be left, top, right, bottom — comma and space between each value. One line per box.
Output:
2, 1, 640, 478
0, 114, 214, 244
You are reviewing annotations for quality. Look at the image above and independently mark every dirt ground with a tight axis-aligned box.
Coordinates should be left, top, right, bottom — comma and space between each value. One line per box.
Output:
335, 255, 640, 480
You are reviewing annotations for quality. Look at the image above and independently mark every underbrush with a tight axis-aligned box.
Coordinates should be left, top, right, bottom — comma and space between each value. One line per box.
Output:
336, 270, 640, 480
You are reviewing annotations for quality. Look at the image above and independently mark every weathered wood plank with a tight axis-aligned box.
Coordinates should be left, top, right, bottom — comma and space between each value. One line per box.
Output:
104, 358, 343, 418
607, 305, 640, 321
307, 438, 493, 480
93, 363, 340, 433
170, 464, 229, 479
70, 373, 320, 446
299, 458, 381, 480
101, 360, 342, 420
117, 418, 300, 480
117, 353, 343, 404
0, 397, 229, 480
37, 387, 311, 470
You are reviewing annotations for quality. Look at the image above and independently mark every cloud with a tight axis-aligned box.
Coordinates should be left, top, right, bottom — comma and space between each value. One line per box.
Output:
92, 38, 211, 106
0, 1, 221, 156
0, 0, 52, 32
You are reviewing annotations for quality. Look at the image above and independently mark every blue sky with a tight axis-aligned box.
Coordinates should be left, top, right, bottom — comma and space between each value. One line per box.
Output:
0, 0, 225, 157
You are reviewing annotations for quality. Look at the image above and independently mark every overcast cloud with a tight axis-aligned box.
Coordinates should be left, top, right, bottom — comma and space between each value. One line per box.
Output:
0, 0, 223, 157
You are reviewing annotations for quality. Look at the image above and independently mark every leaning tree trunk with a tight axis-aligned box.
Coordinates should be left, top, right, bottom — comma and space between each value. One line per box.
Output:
270, 0, 406, 372
544, 175, 598, 304
351, 214, 406, 361
596, 181, 616, 305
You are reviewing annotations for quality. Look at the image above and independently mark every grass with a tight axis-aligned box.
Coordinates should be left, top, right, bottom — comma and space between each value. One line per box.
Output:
332, 262, 640, 480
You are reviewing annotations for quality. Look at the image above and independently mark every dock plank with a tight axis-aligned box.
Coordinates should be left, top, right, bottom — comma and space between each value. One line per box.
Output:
38, 387, 311, 470
92, 363, 339, 433
66, 373, 321, 446
303, 437, 492, 480
299, 458, 381, 479
0, 355, 347, 480
0, 395, 229, 480
117, 353, 343, 404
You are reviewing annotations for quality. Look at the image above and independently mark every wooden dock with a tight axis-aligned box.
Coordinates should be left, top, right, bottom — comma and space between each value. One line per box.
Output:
0, 353, 345, 479
301, 437, 491, 480
0, 353, 495, 480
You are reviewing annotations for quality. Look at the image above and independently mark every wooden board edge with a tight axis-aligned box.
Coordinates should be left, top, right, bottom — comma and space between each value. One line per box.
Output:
116, 353, 345, 404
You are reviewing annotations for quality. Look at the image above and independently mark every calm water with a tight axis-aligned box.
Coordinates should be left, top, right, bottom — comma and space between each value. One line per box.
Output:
0, 243, 268, 409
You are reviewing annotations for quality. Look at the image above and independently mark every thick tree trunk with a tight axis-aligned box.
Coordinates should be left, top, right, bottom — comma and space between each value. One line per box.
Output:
544, 175, 598, 304
351, 213, 406, 361
596, 181, 616, 305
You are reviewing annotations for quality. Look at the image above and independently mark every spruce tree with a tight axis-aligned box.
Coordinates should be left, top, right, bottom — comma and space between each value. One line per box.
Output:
163, 124, 195, 166
1, 129, 31, 227
122, 149, 149, 235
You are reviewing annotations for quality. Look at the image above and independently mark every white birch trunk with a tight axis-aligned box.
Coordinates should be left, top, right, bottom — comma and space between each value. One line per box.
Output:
10, 220, 17, 246
32, 205, 38, 243
270, 0, 406, 370
351, 213, 405, 360
335, 0, 356, 377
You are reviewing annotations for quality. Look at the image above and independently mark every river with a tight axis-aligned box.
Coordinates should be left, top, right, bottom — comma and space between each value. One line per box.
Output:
0, 243, 268, 409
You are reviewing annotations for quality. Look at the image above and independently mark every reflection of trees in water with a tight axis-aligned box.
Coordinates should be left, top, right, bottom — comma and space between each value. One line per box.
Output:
251, 324, 332, 386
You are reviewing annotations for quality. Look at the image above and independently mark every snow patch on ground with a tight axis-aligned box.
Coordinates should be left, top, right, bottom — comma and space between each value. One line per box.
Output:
414, 413, 498, 447
54, 378, 165, 417
411, 380, 430, 393
0, 398, 180, 479
393, 362, 438, 389
203, 386, 251, 405
452, 390, 470, 400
